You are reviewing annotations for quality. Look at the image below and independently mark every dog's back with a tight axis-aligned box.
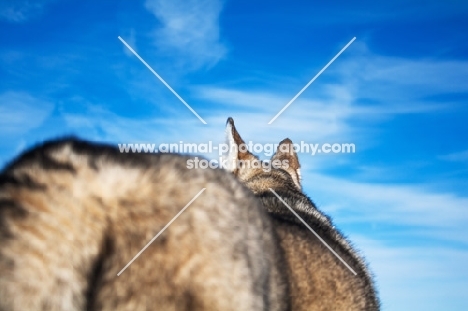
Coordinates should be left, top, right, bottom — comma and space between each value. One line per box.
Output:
224, 118, 380, 310
0, 138, 289, 311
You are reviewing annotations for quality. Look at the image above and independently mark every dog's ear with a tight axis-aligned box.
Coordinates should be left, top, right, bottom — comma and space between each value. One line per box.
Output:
223, 117, 254, 173
271, 138, 301, 190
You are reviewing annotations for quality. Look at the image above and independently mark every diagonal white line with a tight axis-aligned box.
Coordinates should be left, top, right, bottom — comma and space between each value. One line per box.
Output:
269, 188, 357, 275
117, 188, 206, 276
268, 37, 356, 124
118, 36, 207, 125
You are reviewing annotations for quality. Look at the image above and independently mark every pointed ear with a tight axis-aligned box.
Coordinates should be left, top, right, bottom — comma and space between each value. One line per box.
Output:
271, 138, 301, 189
223, 117, 253, 173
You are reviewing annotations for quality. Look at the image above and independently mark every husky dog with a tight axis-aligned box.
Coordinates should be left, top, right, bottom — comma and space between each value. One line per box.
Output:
224, 117, 380, 311
0, 139, 289, 311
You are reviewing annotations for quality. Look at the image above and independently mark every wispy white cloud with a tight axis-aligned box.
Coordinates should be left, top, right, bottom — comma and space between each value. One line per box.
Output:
336, 42, 468, 101
188, 42, 466, 153
303, 172, 468, 244
353, 236, 468, 310
193, 80, 445, 145
62, 106, 187, 143
60, 100, 214, 145
144, 0, 227, 70
439, 150, 468, 162
0, 91, 54, 135
351, 162, 431, 181
0, 0, 57, 22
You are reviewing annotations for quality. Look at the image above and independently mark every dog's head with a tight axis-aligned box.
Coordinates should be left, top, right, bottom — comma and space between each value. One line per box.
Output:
223, 117, 302, 195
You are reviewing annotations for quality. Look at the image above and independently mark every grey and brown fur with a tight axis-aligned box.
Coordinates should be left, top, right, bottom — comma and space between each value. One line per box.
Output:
224, 117, 380, 311
0, 138, 290, 311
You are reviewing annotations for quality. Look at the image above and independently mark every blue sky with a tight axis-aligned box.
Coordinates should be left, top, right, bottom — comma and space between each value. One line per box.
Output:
1, 0, 468, 309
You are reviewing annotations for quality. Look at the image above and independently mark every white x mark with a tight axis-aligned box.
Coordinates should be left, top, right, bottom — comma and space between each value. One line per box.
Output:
118, 36, 207, 124
268, 37, 356, 124
117, 188, 206, 276
269, 188, 357, 275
